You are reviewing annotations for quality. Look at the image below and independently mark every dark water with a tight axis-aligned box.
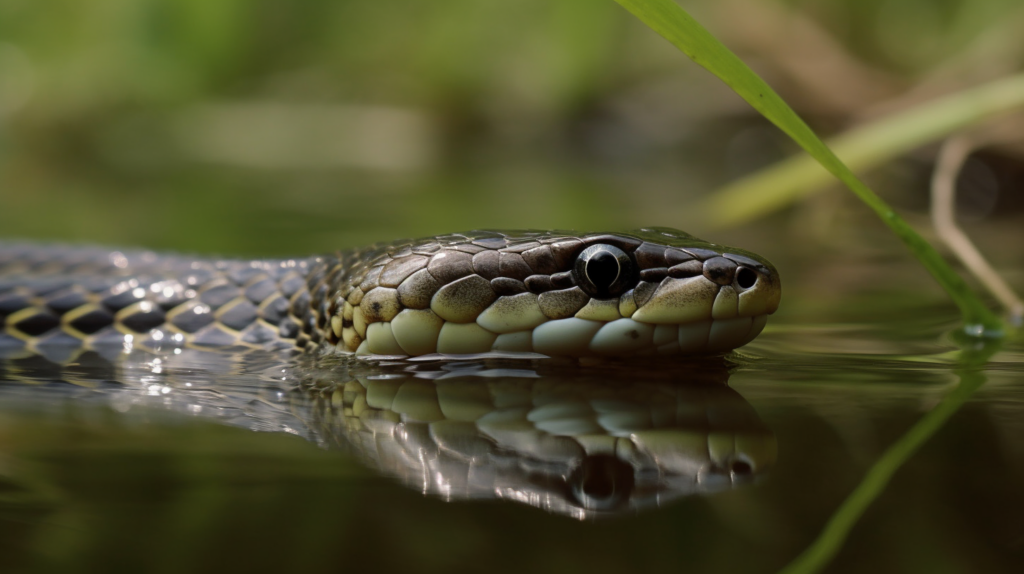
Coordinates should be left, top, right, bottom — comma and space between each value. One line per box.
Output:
1, 298, 1022, 574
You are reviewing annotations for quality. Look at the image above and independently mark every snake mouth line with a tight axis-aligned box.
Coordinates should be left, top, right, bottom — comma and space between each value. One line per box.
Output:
350, 314, 769, 358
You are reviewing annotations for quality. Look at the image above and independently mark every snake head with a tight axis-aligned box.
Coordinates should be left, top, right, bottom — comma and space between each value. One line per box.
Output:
329, 227, 780, 357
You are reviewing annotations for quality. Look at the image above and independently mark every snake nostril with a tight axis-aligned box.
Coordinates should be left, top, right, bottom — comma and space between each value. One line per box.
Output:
736, 267, 758, 289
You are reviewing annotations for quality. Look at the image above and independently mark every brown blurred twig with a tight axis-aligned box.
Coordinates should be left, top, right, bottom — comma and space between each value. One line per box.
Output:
931, 133, 1024, 326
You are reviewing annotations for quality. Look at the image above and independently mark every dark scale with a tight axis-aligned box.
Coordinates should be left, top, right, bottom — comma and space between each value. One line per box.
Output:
0, 294, 31, 316
289, 291, 311, 318
199, 283, 242, 309
226, 266, 265, 286
245, 278, 279, 305
216, 301, 259, 332
45, 291, 89, 314
292, 258, 339, 343
260, 296, 290, 325
170, 305, 218, 334
155, 286, 190, 311
29, 278, 77, 298
241, 322, 279, 346
101, 289, 145, 312
279, 275, 307, 299
69, 308, 115, 335
120, 306, 167, 334
13, 311, 61, 337
279, 317, 300, 340
524, 275, 554, 294
192, 325, 239, 348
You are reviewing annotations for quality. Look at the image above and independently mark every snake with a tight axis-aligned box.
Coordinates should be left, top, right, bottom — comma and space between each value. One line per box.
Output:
0, 227, 781, 516
0, 227, 780, 360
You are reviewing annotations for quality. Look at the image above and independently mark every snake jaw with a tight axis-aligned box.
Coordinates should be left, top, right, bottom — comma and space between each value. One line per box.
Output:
615, 263, 780, 355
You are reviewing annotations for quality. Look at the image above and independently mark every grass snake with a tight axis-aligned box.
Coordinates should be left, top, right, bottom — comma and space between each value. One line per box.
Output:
0, 227, 780, 360
0, 227, 781, 516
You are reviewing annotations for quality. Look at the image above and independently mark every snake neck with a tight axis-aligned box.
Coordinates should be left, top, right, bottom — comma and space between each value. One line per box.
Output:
0, 243, 346, 356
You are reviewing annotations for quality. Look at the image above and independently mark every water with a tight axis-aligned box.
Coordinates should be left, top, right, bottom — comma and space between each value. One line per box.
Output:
2, 142, 1022, 573
1, 294, 1022, 574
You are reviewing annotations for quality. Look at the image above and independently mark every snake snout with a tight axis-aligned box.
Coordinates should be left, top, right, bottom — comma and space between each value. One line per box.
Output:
625, 251, 781, 354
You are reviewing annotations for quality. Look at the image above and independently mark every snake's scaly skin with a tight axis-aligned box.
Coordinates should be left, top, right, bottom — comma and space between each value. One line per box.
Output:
0, 228, 780, 359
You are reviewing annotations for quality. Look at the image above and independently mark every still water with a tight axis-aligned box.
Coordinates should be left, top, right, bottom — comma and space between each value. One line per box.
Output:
1, 292, 1022, 573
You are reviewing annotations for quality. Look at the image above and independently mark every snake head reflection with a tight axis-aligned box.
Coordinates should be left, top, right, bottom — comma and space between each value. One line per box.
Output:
305, 360, 777, 518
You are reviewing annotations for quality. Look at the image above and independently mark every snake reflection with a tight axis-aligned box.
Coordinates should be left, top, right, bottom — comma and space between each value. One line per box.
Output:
300, 359, 776, 517
0, 230, 778, 517
0, 349, 776, 518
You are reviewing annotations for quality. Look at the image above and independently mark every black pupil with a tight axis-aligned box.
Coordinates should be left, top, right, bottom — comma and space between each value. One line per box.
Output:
737, 267, 757, 289
586, 251, 620, 289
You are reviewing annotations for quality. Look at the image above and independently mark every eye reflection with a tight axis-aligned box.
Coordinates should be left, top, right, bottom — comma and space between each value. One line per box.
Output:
570, 454, 635, 511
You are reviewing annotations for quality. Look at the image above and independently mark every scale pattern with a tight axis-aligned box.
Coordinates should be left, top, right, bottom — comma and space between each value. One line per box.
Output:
0, 228, 781, 360
0, 243, 322, 359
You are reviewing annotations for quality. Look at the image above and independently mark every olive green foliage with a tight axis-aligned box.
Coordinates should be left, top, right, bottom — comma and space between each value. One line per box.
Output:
0, 1, 630, 254
1, 1, 618, 109
705, 74, 1024, 227
1, 0, 1018, 265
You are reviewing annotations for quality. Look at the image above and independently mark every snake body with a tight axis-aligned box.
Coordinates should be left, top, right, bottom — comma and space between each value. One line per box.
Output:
0, 228, 780, 360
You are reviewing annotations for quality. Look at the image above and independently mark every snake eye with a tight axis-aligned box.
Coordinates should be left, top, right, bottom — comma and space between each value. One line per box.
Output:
573, 244, 635, 298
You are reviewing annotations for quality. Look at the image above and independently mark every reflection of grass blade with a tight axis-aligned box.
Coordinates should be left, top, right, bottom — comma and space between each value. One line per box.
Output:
705, 74, 1024, 227
613, 0, 1004, 333
778, 340, 996, 574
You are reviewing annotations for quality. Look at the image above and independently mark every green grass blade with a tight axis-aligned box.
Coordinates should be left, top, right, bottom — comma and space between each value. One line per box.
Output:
704, 74, 1024, 227
780, 374, 986, 574
778, 336, 1000, 574
614, 0, 1004, 333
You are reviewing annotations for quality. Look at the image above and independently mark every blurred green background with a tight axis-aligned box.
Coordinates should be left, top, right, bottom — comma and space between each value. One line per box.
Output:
4, 3, 1024, 573
3, 0, 1023, 265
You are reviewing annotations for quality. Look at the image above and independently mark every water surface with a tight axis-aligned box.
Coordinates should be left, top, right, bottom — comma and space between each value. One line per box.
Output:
1, 294, 1022, 574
